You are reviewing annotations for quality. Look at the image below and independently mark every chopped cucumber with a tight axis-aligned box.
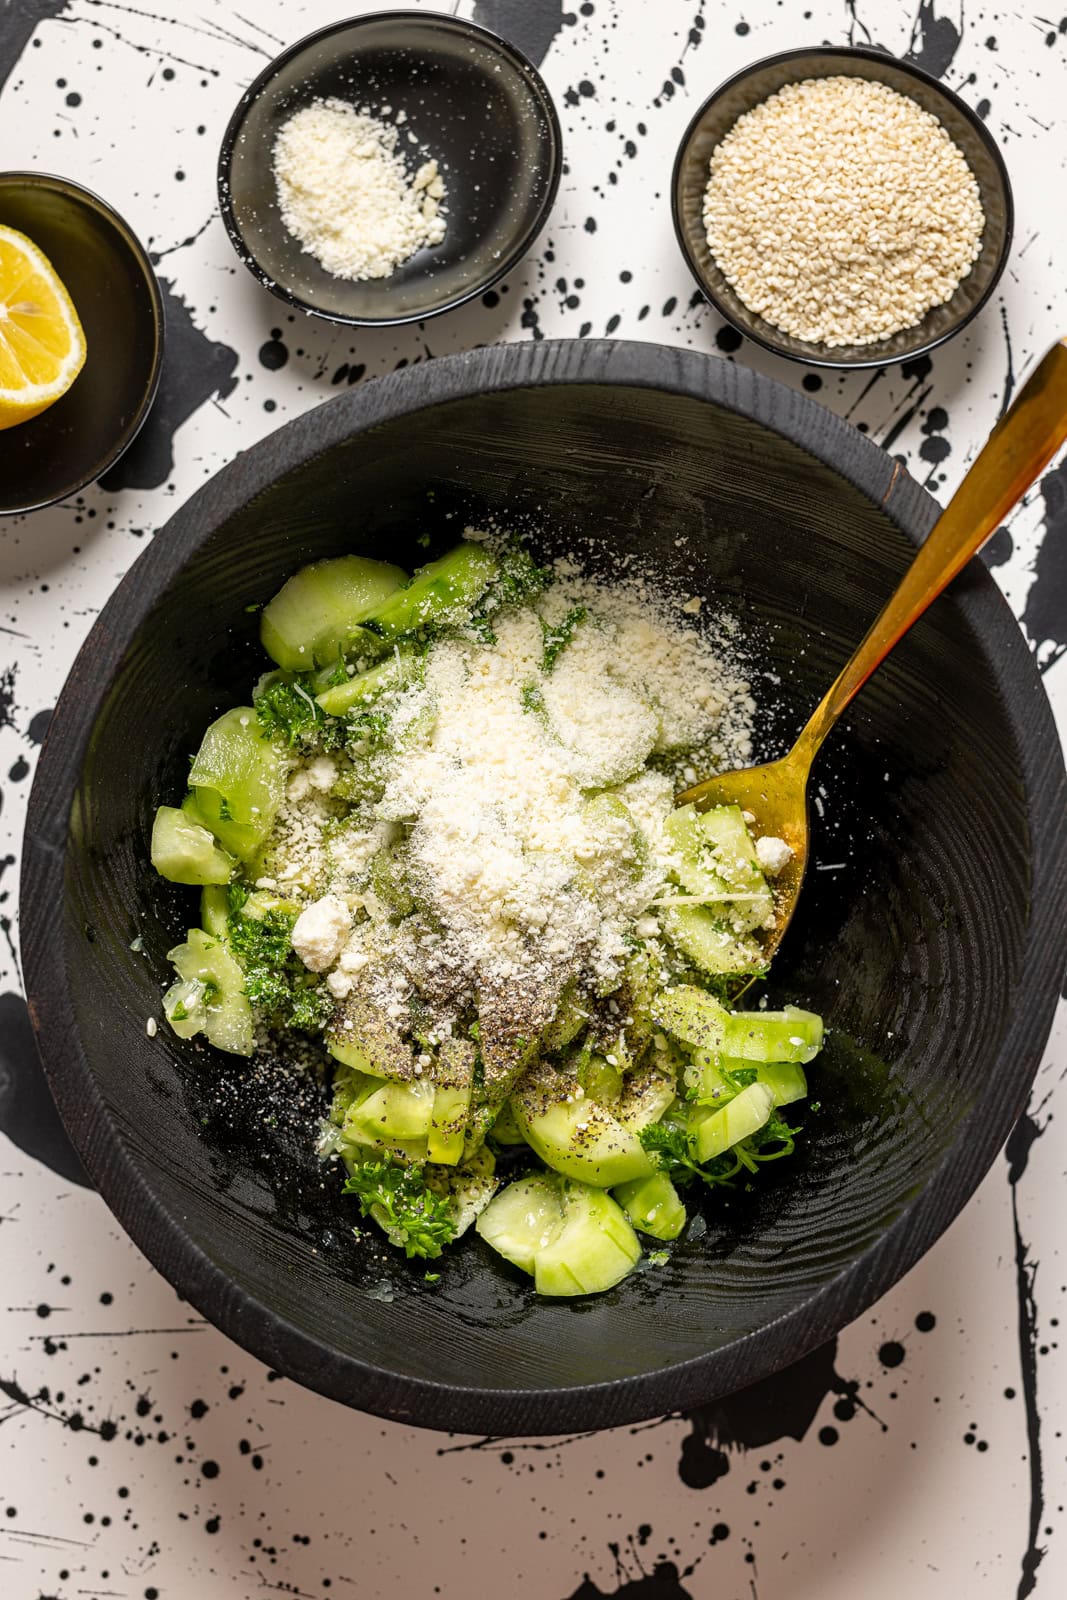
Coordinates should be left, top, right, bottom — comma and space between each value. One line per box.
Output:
199, 884, 231, 939
664, 803, 773, 933
187, 707, 283, 858
577, 1052, 623, 1105
476, 1174, 642, 1296
151, 805, 235, 886
487, 1098, 528, 1145
242, 888, 302, 922
361, 541, 498, 639
651, 984, 729, 1052
660, 903, 767, 976
260, 555, 407, 671
687, 1052, 808, 1108
185, 788, 263, 863
424, 1146, 498, 1237
754, 1060, 808, 1106
164, 927, 253, 1056
315, 648, 422, 716
475, 1172, 564, 1272
514, 1089, 654, 1187
346, 1078, 436, 1154
689, 1081, 775, 1163
541, 982, 587, 1055
613, 1172, 686, 1241
328, 998, 415, 1080
615, 1064, 679, 1132
534, 1182, 641, 1297
723, 1005, 823, 1064
427, 1038, 476, 1165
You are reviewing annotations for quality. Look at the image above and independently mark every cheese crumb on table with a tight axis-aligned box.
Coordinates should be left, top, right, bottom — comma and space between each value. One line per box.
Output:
272, 97, 447, 282
702, 75, 984, 347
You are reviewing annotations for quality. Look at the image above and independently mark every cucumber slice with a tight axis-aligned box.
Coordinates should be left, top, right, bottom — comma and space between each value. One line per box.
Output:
187, 708, 283, 858
660, 904, 767, 976
199, 884, 231, 939
151, 805, 235, 886
687, 1052, 808, 1108
186, 788, 263, 863
476, 1174, 642, 1295
346, 1078, 435, 1149
689, 1082, 775, 1163
577, 1052, 623, 1105
328, 998, 415, 1080
534, 1183, 641, 1297
615, 1064, 678, 1132
475, 1172, 563, 1272
613, 1172, 686, 1241
427, 1038, 476, 1165
651, 985, 730, 1052
723, 1006, 823, 1064
514, 1090, 654, 1187
242, 888, 302, 922
164, 927, 253, 1055
315, 649, 422, 716
541, 982, 587, 1055
487, 1098, 528, 1145
260, 555, 407, 671
664, 803, 774, 933
360, 541, 498, 639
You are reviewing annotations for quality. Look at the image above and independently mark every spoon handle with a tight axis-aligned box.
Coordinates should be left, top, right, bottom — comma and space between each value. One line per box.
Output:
794, 335, 1067, 762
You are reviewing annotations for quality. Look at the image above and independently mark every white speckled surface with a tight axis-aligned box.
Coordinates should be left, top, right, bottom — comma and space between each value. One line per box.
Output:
0, 3, 1065, 1596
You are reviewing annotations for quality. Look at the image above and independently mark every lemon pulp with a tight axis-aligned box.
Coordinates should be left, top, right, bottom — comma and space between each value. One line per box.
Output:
0, 225, 87, 430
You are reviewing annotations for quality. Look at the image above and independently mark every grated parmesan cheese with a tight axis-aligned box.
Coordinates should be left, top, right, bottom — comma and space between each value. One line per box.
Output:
272, 97, 447, 282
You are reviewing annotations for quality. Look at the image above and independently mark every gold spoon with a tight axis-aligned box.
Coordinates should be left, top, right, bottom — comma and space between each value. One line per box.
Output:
677, 335, 1067, 976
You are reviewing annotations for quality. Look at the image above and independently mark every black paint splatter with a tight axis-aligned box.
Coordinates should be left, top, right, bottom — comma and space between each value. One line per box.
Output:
25, 708, 52, 746
905, 0, 963, 80
566, 1562, 694, 1600
1022, 456, 1067, 672
472, 0, 565, 68
0, 666, 16, 734
258, 331, 289, 372
1005, 1110, 1047, 1597
0, 992, 90, 1188
99, 278, 238, 492
0, 0, 70, 95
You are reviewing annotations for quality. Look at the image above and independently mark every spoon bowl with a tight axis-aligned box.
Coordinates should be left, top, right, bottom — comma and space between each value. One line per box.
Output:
680, 335, 1067, 982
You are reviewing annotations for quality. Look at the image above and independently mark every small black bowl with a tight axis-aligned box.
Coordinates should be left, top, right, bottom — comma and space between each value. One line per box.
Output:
217, 10, 562, 327
672, 46, 1014, 370
0, 172, 164, 515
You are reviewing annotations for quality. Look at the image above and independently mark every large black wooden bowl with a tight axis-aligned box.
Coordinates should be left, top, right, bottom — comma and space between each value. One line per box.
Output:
21, 341, 1066, 1435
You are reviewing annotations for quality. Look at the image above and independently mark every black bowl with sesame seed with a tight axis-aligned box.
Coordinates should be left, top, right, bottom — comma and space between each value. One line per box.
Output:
672, 46, 1013, 370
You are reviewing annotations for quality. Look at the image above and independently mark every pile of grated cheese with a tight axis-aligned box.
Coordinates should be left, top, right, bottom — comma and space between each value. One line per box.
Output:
272, 97, 447, 281
259, 552, 758, 1048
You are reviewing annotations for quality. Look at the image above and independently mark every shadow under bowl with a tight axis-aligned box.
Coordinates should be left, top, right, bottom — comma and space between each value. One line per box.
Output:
21, 340, 1065, 1435
217, 10, 562, 326
0, 172, 164, 515
672, 46, 1014, 369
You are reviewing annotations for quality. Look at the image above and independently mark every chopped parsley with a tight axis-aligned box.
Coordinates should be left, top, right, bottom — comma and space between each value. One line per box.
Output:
227, 905, 332, 1033
541, 605, 586, 671
343, 1161, 456, 1259
256, 674, 347, 751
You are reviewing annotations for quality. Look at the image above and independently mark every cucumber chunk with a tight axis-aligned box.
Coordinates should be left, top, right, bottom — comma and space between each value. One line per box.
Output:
753, 1061, 808, 1106
187, 707, 283, 858
661, 904, 768, 977
664, 803, 773, 933
427, 1038, 476, 1165
199, 884, 231, 939
487, 1098, 528, 1146
723, 1005, 823, 1064
151, 805, 235, 886
360, 541, 498, 639
328, 998, 415, 1080
651, 985, 729, 1053
260, 555, 407, 671
514, 1090, 654, 1187
345, 1079, 436, 1157
541, 982, 587, 1055
534, 1183, 641, 1297
476, 1174, 642, 1295
613, 1172, 686, 1241
689, 1082, 775, 1163
315, 648, 422, 716
164, 928, 253, 1055
688, 1052, 808, 1108
475, 1172, 563, 1272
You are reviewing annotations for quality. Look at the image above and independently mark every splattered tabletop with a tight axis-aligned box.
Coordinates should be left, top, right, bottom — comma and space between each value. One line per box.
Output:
1, 2, 1065, 1597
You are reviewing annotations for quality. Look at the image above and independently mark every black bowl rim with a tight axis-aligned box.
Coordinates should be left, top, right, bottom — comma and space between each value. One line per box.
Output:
670, 44, 1015, 371
20, 338, 1066, 1435
0, 169, 165, 514
216, 8, 563, 328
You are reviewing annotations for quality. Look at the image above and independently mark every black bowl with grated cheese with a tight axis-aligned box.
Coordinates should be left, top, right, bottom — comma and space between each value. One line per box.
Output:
672, 45, 1013, 369
217, 11, 562, 326
21, 339, 1065, 1434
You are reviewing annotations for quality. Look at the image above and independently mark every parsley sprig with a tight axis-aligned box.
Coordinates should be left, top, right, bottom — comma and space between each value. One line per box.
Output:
343, 1161, 457, 1260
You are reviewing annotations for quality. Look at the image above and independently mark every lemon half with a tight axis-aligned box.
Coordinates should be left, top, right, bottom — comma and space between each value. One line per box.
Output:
0, 224, 87, 430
